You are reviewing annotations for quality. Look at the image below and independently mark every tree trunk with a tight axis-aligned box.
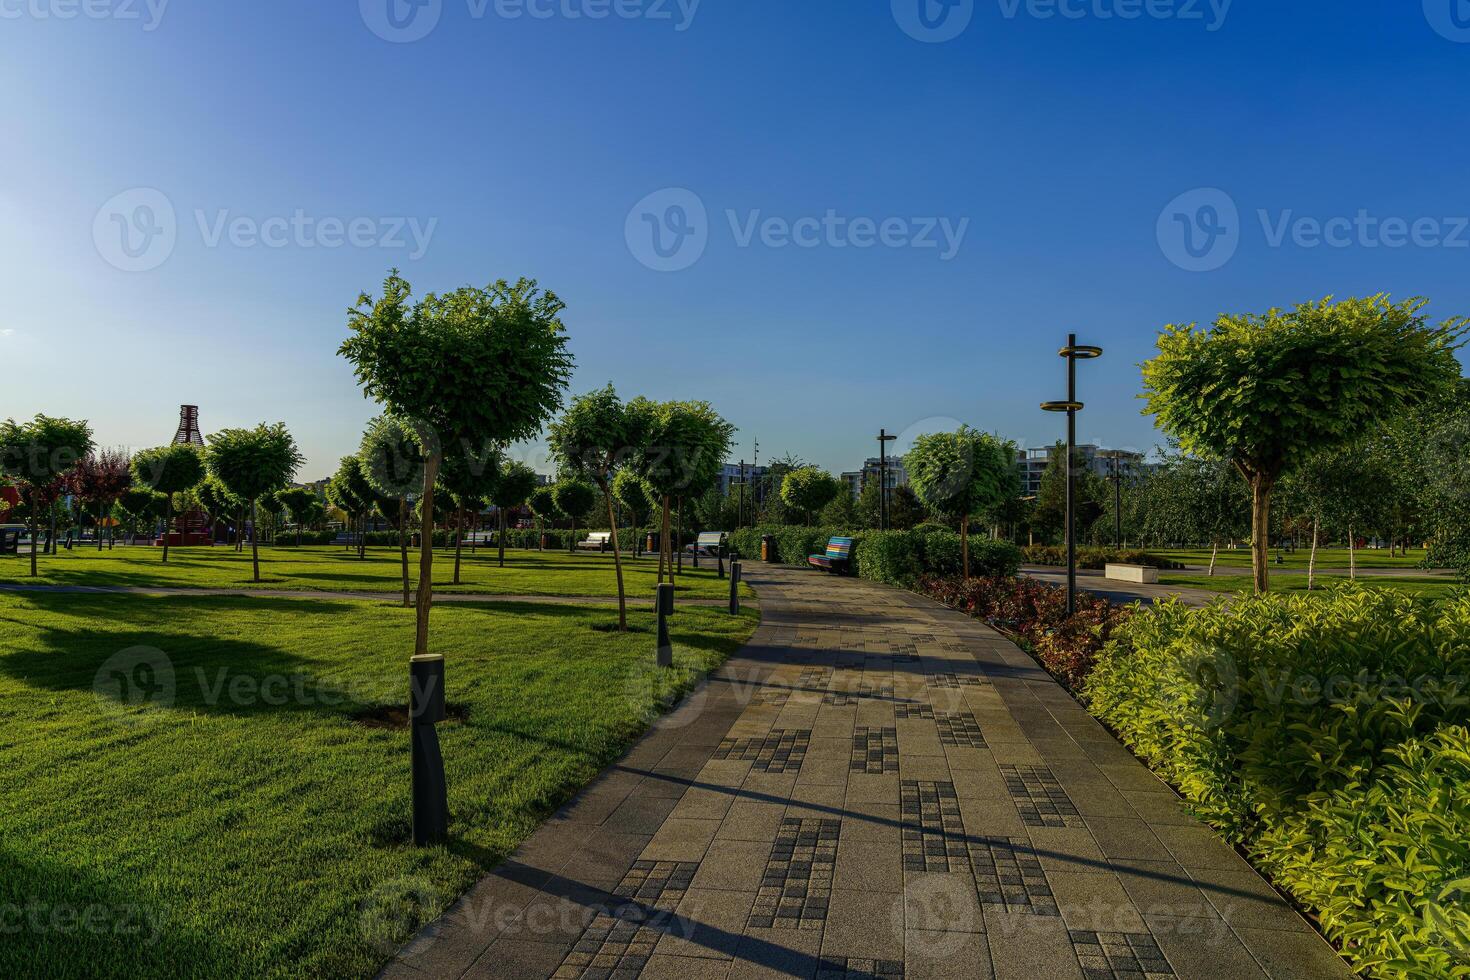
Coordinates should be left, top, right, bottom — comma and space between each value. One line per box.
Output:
961, 514, 970, 582
1208, 541, 1218, 577
1348, 523, 1356, 581
28, 490, 39, 577
96, 504, 104, 550
605, 490, 628, 631
399, 498, 411, 607
676, 498, 684, 573
1308, 519, 1318, 591
1249, 473, 1272, 593
499, 509, 507, 568
414, 454, 442, 658
162, 496, 172, 564
661, 496, 673, 586
250, 499, 261, 582
454, 507, 464, 585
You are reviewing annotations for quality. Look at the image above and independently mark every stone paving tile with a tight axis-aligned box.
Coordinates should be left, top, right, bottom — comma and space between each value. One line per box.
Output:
389, 564, 1351, 980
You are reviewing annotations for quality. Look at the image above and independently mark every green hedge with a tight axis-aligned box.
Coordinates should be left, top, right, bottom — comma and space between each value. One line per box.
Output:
1085, 588, 1470, 977
1021, 545, 1183, 570
274, 531, 337, 546
728, 525, 1020, 588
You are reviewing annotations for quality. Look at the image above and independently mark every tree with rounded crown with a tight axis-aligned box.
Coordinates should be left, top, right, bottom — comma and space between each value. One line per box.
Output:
780, 467, 840, 527
276, 486, 324, 546
629, 398, 735, 583
552, 477, 597, 557
196, 476, 242, 545
73, 447, 132, 550
339, 270, 573, 665
440, 447, 501, 583
548, 384, 647, 630
612, 469, 654, 557
527, 484, 560, 551
487, 461, 538, 567
360, 416, 426, 607
116, 487, 166, 543
1, 415, 94, 576
130, 441, 204, 566
205, 423, 303, 583
1143, 294, 1466, 592
905, 426, 1016, 581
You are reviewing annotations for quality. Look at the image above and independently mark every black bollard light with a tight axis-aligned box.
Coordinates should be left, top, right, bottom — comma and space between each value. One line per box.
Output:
409, 653, 449, 846
656, 583, 674, 667
728, 561, 741, 615
717, 546, 726, 580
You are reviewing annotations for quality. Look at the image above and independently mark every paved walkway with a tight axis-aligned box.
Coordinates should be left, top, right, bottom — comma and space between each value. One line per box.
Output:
381, 564, 1349, 980
1020, 567, 1217, 608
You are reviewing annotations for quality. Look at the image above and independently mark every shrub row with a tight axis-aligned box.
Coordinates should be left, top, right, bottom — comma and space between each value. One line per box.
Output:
729, 525, 1022, 590
1021, 544, 1183, 570
918, 575, 1131, 690
1084, 588, 1470, 977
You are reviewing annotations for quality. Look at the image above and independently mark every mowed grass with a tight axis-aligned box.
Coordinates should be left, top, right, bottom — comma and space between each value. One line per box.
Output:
0, 544, 752, 600
1148, 546, 1435, 570
0, 592, 758, 978
1160, 571, 1464, 599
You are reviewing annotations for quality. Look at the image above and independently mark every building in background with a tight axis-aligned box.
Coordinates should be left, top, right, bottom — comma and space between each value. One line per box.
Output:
717, 462, 768, 497
1015, 445, 1148, 497
840, 457, 909, 500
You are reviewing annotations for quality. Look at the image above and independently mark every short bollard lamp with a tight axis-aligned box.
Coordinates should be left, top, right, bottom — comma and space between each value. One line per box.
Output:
656, 583, 674, 667
717, 546, 726, 580
728, 561, 741, 615
409, 653, 448, 846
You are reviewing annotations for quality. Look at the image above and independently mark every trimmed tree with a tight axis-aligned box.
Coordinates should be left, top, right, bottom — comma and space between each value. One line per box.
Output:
905, 426, 1016, 581
488, 461, 538, 567
360, 416, 426, 607
440, 448, 501, 583
73, 447, 132, 550
780, 467, 840, 526
205, 423, 304, 583
551, 478, 597, 557
629, 398, 735, 584
339, 270, 573, 667
0, 415, 94, 576
116, 488, 166, 543
548, 384, 645, 629
527, 484, 560, 551
1143, 295, 1466, 591
130, 442, 204, 565
276, 486, 324, 546
196, 476, 244, 545
612, 469, 653, 557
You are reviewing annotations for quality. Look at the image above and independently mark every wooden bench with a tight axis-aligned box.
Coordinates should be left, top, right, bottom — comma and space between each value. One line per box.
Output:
1105, 563, 1158, 584
577, 530, 613, 552
808, 536, 855, 574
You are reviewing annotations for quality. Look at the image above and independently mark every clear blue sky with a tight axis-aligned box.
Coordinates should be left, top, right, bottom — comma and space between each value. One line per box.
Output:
5, 1, 1468, 480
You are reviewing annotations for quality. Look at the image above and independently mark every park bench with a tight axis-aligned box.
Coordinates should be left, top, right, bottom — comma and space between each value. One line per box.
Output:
577, 530, 613, 552
1104, 563, 1158, 584
0, 525, 23, 556
684, 531, 727, 557
808, 536, 855, 575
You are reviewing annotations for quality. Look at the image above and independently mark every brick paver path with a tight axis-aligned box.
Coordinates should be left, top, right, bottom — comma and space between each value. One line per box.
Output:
381, 564, 1350, 980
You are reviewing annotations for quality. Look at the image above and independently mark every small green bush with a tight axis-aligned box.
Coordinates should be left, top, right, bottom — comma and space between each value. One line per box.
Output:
1022, 545, 1182, 570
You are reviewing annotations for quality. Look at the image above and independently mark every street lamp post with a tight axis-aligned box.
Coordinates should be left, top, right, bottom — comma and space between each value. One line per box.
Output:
1041, 332, 1102, 617
877, 429, 897, 531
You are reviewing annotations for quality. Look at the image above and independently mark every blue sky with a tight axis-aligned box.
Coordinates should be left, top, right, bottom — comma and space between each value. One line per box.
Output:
4, 0, 1469, 480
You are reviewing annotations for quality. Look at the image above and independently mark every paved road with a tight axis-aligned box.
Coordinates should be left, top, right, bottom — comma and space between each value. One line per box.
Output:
381, 563, 1348, 979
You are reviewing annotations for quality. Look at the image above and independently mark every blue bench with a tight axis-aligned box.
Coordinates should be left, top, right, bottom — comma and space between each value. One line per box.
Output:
807, 536, 854, 574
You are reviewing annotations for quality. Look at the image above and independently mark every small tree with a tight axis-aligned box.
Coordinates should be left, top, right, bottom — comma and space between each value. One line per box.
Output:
196, 476, 244, 545
130, 442, 204, 565
116, 488, 166, 543
527, 484, 560, 551
205, 423, 303, 582
360, 416, 426, 606
73, 447, 132, 550
780, 467, 840, 526
486, 462, 538, 567
552, 478, 597, 556
905, 426, 1015, 580
548, 384, 646, 629
612, 469, 653, 557
1144, 453, 1249, 575
339, 271, 573, 665
440, 449, 501, 583
1143, 295, 1466, 592
629, 398, 735, 582
276, 487, 324, 546
0, 416, 94, 576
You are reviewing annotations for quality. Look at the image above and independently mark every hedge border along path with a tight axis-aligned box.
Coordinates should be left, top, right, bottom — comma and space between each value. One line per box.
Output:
386, 563, 1350, 980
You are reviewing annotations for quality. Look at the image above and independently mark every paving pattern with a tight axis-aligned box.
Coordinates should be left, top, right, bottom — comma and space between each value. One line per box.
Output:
382, 564, 1353, 980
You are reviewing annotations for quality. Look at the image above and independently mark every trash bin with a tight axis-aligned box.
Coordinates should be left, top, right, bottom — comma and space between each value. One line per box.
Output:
761, 534, 776, 562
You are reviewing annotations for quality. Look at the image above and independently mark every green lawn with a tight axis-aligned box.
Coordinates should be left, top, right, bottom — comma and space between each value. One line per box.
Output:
0, 592, 758, 978
1161, 571, 1464, 599
1148, 546, 1435, 570
1, 544, 752, 600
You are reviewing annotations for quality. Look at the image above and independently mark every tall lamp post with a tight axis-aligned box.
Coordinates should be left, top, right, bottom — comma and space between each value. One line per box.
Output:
1041, 333, 1103, 617
877, 429, 896, 530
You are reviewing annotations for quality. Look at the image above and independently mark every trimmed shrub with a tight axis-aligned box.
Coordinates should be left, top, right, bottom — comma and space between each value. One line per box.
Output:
275, 530, 336, 546
1022, 545, 1183, 570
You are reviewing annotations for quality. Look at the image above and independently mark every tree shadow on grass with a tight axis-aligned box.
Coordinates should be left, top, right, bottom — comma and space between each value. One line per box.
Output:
0, 848, 238, 979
